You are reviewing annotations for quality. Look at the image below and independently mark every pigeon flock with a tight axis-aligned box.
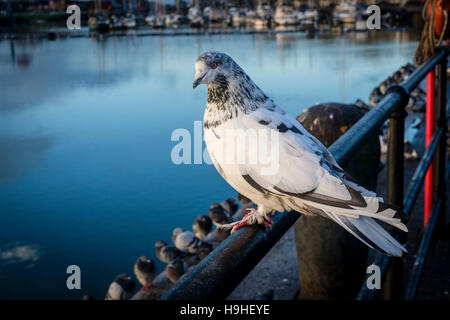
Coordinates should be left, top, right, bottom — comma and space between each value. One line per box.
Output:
98, 197, 254, 300
368, 62, 428, 159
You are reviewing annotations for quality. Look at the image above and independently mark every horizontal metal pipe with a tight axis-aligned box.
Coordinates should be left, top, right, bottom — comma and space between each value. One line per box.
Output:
162, 49, 448, 301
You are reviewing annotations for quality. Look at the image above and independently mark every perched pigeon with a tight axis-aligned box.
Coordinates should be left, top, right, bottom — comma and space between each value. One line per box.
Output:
192, 215, 213, 240
165, 258, 185, 284
208, 203, 233, 226
133, 256, 156, 290
105, 274, 136, 300
130, 271, 172, 300
193, 51, 408, 257
155, 240, 183, 263
172, 228, 212, 256
155, 240, 201, 266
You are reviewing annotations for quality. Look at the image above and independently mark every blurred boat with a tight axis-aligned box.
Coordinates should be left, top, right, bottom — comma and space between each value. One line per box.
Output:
188, 7, 204, 28
274, 5, 298, 26
304, 8, 318, 20
296, 11, 306, 22
333, 1, 357, 23
355, 18, 367, 31
145, 14, 156, 26
121, 14, 136, 29
232, 10, 247, 27
145, 14, 166, 29
203, 6, 226, 24
88, 14, 110, 33
165, 14, 185, 28
257, 2, 273, 20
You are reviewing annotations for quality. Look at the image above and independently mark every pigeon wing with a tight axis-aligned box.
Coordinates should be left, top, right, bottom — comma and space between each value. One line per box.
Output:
213, 106, 355, 202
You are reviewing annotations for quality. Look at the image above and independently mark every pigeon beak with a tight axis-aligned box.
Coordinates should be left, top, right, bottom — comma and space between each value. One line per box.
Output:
193, 72, 206, 89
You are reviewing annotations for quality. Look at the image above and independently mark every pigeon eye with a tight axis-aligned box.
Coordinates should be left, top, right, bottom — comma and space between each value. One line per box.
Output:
211, 62, 218, 69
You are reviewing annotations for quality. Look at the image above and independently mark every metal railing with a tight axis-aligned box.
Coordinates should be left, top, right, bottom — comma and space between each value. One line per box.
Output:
161, 48, 449, 300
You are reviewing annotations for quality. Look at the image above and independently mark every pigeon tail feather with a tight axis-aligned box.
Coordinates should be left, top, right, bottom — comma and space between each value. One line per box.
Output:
310, 204, 407, 257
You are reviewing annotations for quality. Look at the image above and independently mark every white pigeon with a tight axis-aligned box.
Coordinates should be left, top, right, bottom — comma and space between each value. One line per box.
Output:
193, 51, 408, 257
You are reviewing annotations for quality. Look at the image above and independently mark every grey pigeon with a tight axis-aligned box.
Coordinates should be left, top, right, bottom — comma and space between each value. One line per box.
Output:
155, 240, 183, 263
133, 256, 156, 289
208, 203, 233, 226
172, 228, 212, 256
193, 51, 407, 257
165, 258, 185, 284
105, 274, 136, 300
155, 240, 201, 266
192, 215, 213, 240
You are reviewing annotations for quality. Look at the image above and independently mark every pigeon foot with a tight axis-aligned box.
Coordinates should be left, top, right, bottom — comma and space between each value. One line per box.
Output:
226, 208, 272, 234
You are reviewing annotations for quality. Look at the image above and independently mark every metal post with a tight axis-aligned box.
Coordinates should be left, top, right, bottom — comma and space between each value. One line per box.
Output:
425, 69, 436, 226
383, 104, 405, 300
434, 58, 447, 236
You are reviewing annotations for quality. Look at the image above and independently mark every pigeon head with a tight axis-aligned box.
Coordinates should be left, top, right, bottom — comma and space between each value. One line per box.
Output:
154, 240, 167, 251
208, 203, 232, 226
193, 51, 236, 89
195, 52, 271, 126
135, 256, 155, 275
192, 215, 213, 239
172, 228, 185, 244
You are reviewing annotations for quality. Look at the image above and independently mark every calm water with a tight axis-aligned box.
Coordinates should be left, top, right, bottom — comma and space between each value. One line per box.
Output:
0, 30, 418, 299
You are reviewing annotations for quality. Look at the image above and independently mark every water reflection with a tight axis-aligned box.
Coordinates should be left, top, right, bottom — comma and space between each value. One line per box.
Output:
0, 135, 53, 183
0, 242, 41, 267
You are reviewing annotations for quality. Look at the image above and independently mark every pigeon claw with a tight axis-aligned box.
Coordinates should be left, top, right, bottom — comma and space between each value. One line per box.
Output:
230, 220, 249, 234
230, 210, 273, 234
